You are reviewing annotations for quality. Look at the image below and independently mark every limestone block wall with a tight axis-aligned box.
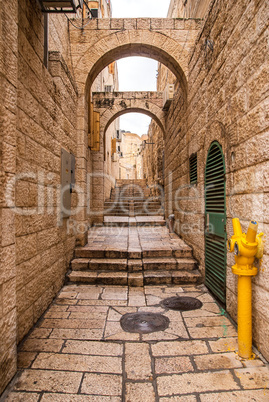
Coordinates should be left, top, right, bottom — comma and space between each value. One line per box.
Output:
0, 1, 80, 393
163, 0, 269, 359
15, 0, 78, 344
0, 0, 18, 393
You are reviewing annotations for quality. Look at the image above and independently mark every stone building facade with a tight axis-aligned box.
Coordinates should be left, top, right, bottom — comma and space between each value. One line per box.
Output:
143, 0, 269, 360
0, 0, 268, 395
119, 132, 144, 180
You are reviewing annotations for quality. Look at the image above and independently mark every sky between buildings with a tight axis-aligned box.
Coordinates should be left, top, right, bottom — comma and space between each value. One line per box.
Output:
112, 0, 171, 136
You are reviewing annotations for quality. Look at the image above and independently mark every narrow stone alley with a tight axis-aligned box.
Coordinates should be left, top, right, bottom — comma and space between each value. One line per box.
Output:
3, 283, 269, 401
1, 0, 269, 398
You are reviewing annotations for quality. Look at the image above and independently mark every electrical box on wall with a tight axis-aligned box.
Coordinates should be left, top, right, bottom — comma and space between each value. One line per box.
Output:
61, 149, 75, 218
163, 84, 174, 110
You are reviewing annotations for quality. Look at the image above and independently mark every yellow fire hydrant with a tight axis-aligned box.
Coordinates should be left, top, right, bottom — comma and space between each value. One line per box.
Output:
228, 218, 264, 359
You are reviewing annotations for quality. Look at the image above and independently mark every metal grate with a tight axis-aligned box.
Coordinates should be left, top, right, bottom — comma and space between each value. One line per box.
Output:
205, 142, 226, 304
189, 153, 197, 184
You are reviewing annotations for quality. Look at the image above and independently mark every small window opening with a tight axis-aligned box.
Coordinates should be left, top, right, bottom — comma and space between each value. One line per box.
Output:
189, 153, 197, 185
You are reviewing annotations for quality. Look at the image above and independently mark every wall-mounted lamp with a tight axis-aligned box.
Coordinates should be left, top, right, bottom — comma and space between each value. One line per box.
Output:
38, 0, 83, 13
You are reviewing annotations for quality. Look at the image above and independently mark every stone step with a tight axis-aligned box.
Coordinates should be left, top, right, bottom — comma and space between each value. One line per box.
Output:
72, 258, 128, 271
142, 257, 197, 270
68, 269, 202, 286
72, 256, 196, 272
143, 270, 202, 285
75, 249, 128, 259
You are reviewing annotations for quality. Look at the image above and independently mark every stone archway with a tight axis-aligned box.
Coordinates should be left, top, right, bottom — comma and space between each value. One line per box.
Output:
70, 17, 201, 244
71, 18, 201, 94
92, 91, 166, 135
90, 91, 166, 222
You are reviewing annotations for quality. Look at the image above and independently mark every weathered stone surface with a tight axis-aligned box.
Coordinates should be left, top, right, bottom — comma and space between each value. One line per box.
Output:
32, 352, 122, 373
152, 340, 208, 356
125, 343, 152, 380
81, 373, 122, 396
14, 370, 82, 393
125, 382, 156, 401
157, 370, 240, 395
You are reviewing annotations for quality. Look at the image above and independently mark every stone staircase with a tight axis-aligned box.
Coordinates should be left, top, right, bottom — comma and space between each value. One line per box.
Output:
104, 179, 164, 217
67, 180, 202, 286
68, 245, 202, 286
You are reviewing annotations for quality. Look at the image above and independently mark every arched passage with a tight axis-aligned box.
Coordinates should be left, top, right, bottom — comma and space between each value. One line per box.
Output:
71, 18, 201, 242
92, 91, 166, 135
104, 108, 165, 136
71, 18, 201, 95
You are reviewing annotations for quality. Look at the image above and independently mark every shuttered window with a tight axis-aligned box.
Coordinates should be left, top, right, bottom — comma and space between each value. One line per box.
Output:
189, 153, 197, 184
205, 141, 226, 304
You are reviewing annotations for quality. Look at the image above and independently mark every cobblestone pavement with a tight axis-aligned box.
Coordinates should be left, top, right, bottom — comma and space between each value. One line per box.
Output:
3, 284, 269, 401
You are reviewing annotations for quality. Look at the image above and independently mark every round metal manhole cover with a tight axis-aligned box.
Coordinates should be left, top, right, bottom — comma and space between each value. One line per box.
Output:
160, 296, 203, 311
120, 312, 170, 334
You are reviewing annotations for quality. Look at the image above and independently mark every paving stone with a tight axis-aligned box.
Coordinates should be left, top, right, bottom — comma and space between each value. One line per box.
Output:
182, 306, 220, 318
4, 393, 40, 402
47, 305, 69, 312
163, 310, 184, 321
62, 340, 123, 356
21, 339, 64, 353
49, 328, 103, 340
104, 321, 140, 341
197, 293, 217, 302
57, 292, 78, 299
41, 318, 105, 329
67, 305, 108, 313
113, 307, 137, 314
165, 321, 189, 338
17, 352, 37, 369
242, 358, 266, 368
32, 352, 122, 373
128, 294, 146, 306
195, 352, 243, 370
13, 370, 82, 393
44, 312, 70, 319
54, 299, 78, 306
146, 294, 162, 305
164, 286, 184, 293
151, 340, 208, 356
142, 331, 179, 341
81, 373, 122, 396
125, 343, 152, 380
76, 289, 103, 299
78, 299, 127, 306
184, 316, 233, 328
155, 356, 194, 374
107, 308, 122, 321
160, 395, 197, 401
28, 328, 52, 338
125, 382, 155, 401
138, 306, 165, 313
188, 325, 237, 339
199, 390, 269, 401
209, 337, 238, 353
102, 287, 128, 300
157, 370, 240, 396
234, 367, 269, 389
68, 311, 107, 320
41, 395, 121, 402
